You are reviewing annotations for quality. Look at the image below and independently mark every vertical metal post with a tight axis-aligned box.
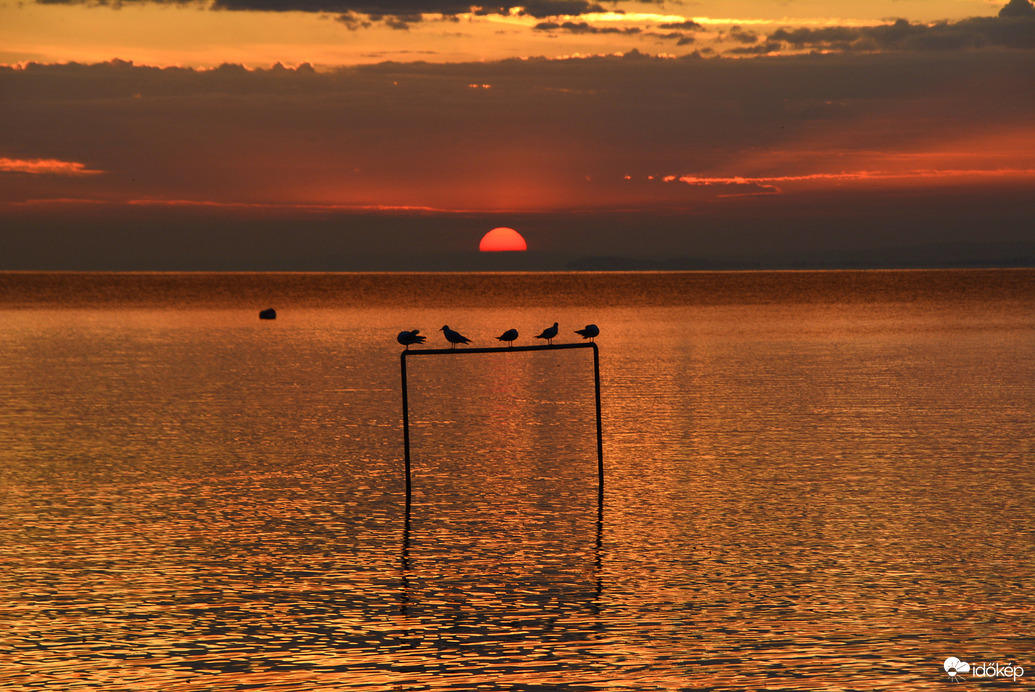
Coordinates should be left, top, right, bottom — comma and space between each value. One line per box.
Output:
592, 342, 604, 503
400, 351, 412, 500
591, 343, 605, 609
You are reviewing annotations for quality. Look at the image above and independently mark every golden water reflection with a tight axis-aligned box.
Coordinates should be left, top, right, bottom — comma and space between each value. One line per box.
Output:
1, 271, 1033, 690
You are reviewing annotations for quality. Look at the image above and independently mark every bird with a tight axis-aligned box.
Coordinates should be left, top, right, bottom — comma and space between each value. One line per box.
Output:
440, 325, 472, 349
535, 322, 559, 344
575, 324, 600, 341
496, 328, 519, 346
397, 329, 426, 349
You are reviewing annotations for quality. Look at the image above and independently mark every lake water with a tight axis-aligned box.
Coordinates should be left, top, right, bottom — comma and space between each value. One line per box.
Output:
1, 270, 1033, 691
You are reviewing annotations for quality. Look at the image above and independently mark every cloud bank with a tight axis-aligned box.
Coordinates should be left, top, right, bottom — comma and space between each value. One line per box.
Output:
767, 14, 1035, 52
2, 21, 1033, 268
3, 47, 1032, 208
35, 0, 609, 18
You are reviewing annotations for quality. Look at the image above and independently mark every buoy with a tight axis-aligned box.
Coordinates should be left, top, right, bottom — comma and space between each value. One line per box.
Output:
259, 308, 277, 320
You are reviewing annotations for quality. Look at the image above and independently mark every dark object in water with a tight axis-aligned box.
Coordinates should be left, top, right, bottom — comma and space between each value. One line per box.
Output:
259, 308, 277, 320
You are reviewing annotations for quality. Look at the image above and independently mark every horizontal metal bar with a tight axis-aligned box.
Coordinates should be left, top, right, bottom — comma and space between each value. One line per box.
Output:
402, 342, 597, 357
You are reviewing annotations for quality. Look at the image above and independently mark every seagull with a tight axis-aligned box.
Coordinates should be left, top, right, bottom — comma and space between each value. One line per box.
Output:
575, 324, 600, 341
397, 329, 426, 349
535, 322, 559, 345
496, 328, 519, 346
440, 325, 472, 349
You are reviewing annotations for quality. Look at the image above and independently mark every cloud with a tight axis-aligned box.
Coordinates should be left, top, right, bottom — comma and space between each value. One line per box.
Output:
1, 50, 1032, 215
767, 13, 1035, 53
35, 0, 607, 19
2, 48, 1033, 269
645, 31, 696, 46
724, 25, 759, 44
335, 10, 372, 28
503, 0, 605, 18
656, 20, 702, 31
0, 157, 105, 175
724, 41, 781, 56
1000, 0, 1035, 17
653, 169, 1035, 197
534, 20, 641, 35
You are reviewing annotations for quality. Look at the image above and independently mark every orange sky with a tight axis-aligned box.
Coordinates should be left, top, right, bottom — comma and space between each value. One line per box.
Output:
0, 0, 1014, 67
0, 0, 1032, 269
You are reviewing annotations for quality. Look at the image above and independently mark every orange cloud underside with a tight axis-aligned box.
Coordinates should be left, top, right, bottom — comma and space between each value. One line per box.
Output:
652, 126, 1035, 194
0, 157, 105, 176
668, 167, 1035, 188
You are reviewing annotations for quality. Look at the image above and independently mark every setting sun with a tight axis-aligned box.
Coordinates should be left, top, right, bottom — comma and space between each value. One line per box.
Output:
479, 227, 528, 252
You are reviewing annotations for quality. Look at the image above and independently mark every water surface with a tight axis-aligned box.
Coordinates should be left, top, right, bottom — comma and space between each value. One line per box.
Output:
1, 270, 1033, 690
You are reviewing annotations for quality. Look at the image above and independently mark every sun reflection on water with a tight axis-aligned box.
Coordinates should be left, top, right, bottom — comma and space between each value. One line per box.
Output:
1, 271, 1033, 690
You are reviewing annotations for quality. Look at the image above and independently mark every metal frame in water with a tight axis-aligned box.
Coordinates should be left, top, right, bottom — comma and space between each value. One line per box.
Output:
399, 342, 604, 503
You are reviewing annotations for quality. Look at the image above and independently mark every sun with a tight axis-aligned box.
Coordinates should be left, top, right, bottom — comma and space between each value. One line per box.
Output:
479, 227, 527, 252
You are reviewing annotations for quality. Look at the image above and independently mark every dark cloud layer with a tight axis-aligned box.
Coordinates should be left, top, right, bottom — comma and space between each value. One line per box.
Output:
30, 0, 1035, 34
1000, 0, 1035, 17
2, 49, 1033, 269
534, 20, 640, 35
35, 0, 607, 18
656, 20, 702, 31
768, 12, 1035, 52
4, 52, 1031, 190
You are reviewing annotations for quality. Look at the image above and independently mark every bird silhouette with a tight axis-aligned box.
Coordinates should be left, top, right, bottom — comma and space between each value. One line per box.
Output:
397, 329, 426, 349
535, 322, 559, 345
496, 328, 519, 346
575, 324, 599, 341
440, 325, 472, 349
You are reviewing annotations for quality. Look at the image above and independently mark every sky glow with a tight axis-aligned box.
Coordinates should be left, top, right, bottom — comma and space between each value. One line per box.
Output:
1, 0, 1032, 269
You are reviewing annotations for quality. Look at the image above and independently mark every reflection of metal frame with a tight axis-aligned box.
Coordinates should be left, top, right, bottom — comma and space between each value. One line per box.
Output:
400, 342, 604, 503
398, 490, 604, 616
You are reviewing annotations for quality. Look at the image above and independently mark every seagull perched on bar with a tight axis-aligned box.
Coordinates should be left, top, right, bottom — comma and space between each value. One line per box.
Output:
440, 325, 472, 349
397, 329, 426, 349
535, 322, 559, 345
496, 328, 519, 346
575, 324, 599, 342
